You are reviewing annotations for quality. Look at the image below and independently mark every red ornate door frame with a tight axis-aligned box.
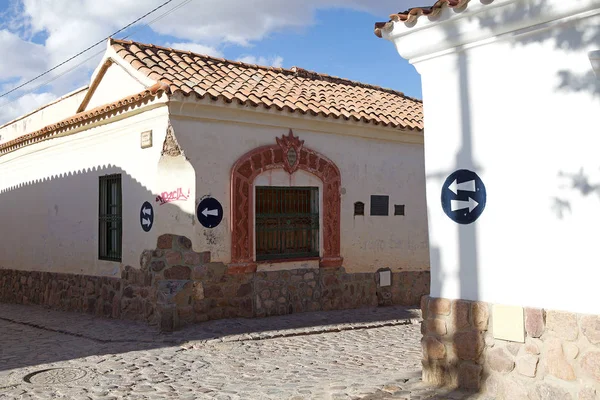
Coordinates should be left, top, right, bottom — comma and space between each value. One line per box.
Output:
229, 130, 343, 273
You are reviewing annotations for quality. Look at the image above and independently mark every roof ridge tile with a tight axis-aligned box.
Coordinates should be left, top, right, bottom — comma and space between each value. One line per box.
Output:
110, 38, 421, 102
374, 0, 470, 37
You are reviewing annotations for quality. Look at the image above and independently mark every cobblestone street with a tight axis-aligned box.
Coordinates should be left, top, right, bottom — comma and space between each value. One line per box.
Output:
0, 304, 478, 399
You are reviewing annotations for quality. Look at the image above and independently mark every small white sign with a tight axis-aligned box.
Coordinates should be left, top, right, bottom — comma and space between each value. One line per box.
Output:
379, 270, 391, 287
141, 130, 153, 149
492, 304, 525, 343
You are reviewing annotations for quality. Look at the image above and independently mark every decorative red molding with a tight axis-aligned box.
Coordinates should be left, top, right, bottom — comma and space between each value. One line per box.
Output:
230, 130, 343, 272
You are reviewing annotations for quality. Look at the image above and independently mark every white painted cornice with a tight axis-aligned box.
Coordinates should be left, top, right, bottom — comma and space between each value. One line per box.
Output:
168, 95, 424, 145
383, 0, 600, 63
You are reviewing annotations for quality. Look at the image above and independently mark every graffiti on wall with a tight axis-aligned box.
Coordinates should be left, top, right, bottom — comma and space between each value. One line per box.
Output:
156, 188, 190, 205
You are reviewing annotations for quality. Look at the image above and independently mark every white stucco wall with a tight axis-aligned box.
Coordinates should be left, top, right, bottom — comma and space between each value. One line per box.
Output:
0, 87, 88, 145
385, 0, 600, 313
83, 63, 147, 111
169, 102, 430, 273
0, 103, 171, 277
0, 51, 428, 277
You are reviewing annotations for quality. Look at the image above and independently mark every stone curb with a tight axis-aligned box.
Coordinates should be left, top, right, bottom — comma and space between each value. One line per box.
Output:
189, 317, 422, 347
0, 308, 421, 346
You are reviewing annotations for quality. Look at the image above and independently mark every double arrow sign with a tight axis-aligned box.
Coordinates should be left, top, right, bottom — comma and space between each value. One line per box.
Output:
448, 179, 479, 213
142, 206, 152, 227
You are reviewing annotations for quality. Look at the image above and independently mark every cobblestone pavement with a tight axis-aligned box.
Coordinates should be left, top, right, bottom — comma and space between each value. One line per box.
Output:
0, 304, 480, 399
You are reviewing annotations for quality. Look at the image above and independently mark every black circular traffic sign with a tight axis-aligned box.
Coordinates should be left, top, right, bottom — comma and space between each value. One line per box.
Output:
441, 169, 486, 225
140, 201, 154, 232
197, 197, 223, 228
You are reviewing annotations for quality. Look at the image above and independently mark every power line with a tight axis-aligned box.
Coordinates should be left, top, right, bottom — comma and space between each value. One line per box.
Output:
0, 0, 195, 108
122, 0, 194, 37
0, 0, 176, 100
3, 49, 105, 107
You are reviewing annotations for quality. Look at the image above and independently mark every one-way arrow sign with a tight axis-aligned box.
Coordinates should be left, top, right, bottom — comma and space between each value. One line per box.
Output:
201, 208, 219, 217
441, 169, 486, 225
140, 201, 154, 232
197, 197, 223, 229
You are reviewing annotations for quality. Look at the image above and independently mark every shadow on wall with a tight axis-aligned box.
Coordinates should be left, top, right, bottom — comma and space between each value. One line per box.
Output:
0, 163, 199, 330
416, 17, 485, 399
0, 163, 428, 373
476, 0, 600, 98
551, 167, 600, 219
0, 164, 190, 276
421, 1, 599, 396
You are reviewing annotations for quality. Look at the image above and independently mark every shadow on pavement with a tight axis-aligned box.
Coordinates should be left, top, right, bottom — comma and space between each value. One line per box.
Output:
0, 302, 420, 373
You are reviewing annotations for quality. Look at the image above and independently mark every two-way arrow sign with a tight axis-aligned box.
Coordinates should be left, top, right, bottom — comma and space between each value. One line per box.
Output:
140, 201, 154, 232
201, 208, 219, 217
448, 179, 479, 213
441, 169, 486, 225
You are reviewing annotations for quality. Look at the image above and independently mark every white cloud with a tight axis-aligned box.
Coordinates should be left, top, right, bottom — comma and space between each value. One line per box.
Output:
166, 42, 224, 58
237, 55, 284, 68
0, 0, 424, 124
0, 29, 47, 80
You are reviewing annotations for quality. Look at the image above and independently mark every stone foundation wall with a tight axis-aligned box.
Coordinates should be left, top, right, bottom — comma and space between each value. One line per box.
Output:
421, 295, 600, 399
141, 235, 430, 331
0, 267, 153, 322
0, 234, 429, 332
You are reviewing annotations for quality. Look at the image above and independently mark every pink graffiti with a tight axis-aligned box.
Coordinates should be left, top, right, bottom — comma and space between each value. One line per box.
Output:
156, 187, 190, 205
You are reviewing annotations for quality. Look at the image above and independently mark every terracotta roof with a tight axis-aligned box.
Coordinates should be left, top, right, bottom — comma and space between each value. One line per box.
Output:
0, 83, 167, 156
110, 39, 423, 131
374, 0, 469, 37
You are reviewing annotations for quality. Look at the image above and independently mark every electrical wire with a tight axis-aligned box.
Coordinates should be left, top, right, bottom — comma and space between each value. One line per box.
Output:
0, 0, 176, 100
0, 0, 195, 108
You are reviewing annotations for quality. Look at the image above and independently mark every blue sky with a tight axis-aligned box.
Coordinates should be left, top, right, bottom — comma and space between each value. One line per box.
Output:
0, 0, 424, 124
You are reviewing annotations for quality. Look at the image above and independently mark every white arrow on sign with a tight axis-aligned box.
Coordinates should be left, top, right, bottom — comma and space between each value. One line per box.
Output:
142, 207, 152, 216
451, 198, 479, 213
202, 208, 219, 217
142, 218, 152, 227
448, 179, 476, 195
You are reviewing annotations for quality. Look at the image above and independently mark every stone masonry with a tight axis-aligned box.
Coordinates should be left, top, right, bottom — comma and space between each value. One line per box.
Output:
421, 295, 600, 399
0, 234, 429, 332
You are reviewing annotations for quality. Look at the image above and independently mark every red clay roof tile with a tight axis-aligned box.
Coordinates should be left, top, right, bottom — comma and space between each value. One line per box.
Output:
374, 0, 471, 37
110, 38, 423, 131
0, 83, 168, 156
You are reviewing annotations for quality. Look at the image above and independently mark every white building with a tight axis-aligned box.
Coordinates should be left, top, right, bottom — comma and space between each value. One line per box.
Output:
0, 39, 429, 330
377, 0, 600, 397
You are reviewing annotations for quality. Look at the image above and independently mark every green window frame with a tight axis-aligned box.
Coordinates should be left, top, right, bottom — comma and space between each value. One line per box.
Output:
99, 174, 122, 261
255, 186, 319, 261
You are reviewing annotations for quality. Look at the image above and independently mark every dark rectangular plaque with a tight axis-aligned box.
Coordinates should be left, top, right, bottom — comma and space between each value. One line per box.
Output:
354, 201, 365, 216
394, 205, 405, 216
370, 195, 389, 216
